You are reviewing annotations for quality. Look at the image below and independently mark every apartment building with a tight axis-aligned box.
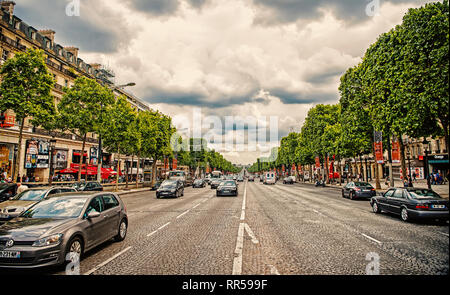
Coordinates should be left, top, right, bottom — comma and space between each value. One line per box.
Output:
0, 1, 151, 182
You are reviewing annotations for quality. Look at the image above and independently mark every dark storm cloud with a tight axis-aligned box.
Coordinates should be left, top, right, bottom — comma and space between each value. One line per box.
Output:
268, 88, 337, 104
305, 70, 344, 85
253, 0, 424, 24
14, 0, 128, 53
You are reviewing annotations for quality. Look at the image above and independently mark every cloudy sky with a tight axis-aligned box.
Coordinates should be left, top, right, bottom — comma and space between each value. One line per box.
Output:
15, 0, 433, 164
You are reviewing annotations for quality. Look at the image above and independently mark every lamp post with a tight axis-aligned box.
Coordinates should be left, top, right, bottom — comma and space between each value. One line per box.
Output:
422, 139, 431, 189
48, 139, 57, 185
365, 156, 369, 183
12, 145, 18, 182
407, 150, 413, 187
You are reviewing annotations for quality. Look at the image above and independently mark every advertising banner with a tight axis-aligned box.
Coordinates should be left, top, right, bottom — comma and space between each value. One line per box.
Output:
25, 139, 49, 169
392, 137, 400, 163
373, 131, 384, 164
54, 150, 68, 170
315, 156, 320, 168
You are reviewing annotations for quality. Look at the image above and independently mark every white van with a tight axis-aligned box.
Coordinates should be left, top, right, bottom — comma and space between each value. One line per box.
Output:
264, 172, 276, 185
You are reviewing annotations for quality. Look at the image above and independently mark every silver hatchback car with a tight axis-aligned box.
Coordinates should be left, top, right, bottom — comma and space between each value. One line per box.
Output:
0, 192, 128, 268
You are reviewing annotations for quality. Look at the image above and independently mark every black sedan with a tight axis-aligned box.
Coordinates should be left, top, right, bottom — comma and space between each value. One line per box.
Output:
216, 180, 238, 197
0, 184, 17, 203
210, 179, 223, 189
342, 182, 376, 200
192, 179, 206, 188
0, 192, 128, 268
370, 188, 449, 222
156, 180, 184, 199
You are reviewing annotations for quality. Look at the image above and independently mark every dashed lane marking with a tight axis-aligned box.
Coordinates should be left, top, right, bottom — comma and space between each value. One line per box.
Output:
84, 246, 132, 275
176, 210, 190, 219
361, 233, 382, 245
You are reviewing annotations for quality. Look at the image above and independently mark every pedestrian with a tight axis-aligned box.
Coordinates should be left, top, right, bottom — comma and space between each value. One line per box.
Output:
412, 171, 417, 183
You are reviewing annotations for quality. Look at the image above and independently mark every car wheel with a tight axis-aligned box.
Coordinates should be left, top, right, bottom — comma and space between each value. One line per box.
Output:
115, 219, 128, 241
182, 190, 184, 197
156, 194, 160, 199
349, 192, 354, 200
64, 236, 83, 266
400, 207, 409, 222
372, 202, 381, 214
342, 191, 345, 198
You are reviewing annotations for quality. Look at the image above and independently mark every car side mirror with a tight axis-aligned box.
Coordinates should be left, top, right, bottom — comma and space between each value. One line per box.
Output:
88, 211, 101, 219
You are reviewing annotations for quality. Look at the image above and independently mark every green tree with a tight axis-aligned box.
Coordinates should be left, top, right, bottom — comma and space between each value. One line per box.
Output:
57, 76, 115, 180
0, 49, 55, 183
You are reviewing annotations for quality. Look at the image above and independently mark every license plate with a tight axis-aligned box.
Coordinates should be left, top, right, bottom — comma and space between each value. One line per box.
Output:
0, 251, 20, 259
223, 190, 229, 193
431, 205, 445, 209
0, 214, 9, 219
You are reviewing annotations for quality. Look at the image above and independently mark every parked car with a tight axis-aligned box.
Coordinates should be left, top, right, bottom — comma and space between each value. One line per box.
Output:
370, 188, 449, 222
342, 182, 376, 200
72, 181, 103, 192
156, 180, 184, 199
283, 176, 295, 184
0, 192, 128, 268
192, 179, 206, 188
216, 180, 238, 197
0, 184, 17, 203
0, 187, 76, 224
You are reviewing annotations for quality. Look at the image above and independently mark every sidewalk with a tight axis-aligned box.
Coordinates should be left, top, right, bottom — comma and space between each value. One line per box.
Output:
105, 187, 150, 196
307, 179, 449, 199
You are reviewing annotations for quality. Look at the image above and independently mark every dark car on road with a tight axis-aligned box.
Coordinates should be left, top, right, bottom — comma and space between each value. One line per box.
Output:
0, 192, 128, 269
248, 176, 254, 182
210, 178, 224, 189
72, 181, 103, 192
192, 179, 206, 188
0, 187, 76, 224
237, 176, 244, 182
216, 180, 238, 197
156, 180, 184, 199
370, 188, 449, 223
151, 181, 163, 191
0, 184, 17, 203
342, 182, 376, 200
283, 176, 295, 184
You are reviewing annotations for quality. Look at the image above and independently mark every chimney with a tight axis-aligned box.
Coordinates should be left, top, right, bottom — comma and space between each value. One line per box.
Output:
1, 1, 15, 20
38, 29, 55, 43
64, 46, 79, 61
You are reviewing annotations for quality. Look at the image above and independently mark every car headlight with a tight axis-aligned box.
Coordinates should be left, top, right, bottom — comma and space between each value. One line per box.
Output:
32, 234, 63, 247
171, 189, 177, 193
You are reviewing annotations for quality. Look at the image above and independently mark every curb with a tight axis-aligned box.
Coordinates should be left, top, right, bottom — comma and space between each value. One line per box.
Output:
115, 188, 151, 196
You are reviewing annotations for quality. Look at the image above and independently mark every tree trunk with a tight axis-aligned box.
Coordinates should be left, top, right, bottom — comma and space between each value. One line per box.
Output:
136, 152, 141, 189
338, 157, 342, 186
399, 138, 407, 184
371, 142, 381, 189
309, 164, 313, 183
78, 134, 87, 181
115, 146, 120, 192
13, 118, 25, 184
151, 156, 157, 187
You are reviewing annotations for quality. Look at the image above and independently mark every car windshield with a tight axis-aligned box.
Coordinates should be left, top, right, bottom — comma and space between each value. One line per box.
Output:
161, 181, 177, 188
169, 172, 184, 177
221, 181, 236, 186
0, 184, 10, 190
408, 189, 441, 199
13, 189, 46, 201
194, 180, 202, 183
73, 182, 86, 189
354, 182, 373, 188
20, 197, 88, 219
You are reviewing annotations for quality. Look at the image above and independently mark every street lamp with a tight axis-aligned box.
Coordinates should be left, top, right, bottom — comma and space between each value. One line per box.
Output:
422, 139, 431, 189
364, 156, 369, 183
406, 149, 413, 187
48, 139, 57, 185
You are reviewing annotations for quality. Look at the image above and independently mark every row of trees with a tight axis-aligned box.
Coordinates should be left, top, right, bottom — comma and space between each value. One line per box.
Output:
0, 48, 175, 188
249, 1, 449, 188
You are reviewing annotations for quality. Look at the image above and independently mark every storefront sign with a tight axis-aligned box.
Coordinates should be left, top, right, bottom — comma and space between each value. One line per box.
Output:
54, 150, 68, 170
90, 147, 98, 165
315, 157, 320, 168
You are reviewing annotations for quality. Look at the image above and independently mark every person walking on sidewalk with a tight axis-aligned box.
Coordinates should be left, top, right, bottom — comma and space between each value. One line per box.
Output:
412, 171, 417, 183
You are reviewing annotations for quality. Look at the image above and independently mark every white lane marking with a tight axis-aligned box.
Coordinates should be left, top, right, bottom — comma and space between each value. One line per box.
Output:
439, 232, 449, 237
147, 222, 171, 237
158, 222, 171, 231
84, 246, 132, 275
176, 210, 190, 219
240, 183, 247, 221
232, 223, 245, 275
232, 222, 259, 275
361, 233, 382, 245
268, 264, 280, 275
192, 203, 201, 209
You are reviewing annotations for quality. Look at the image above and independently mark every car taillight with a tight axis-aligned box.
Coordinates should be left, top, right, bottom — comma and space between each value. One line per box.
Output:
415, 205, 429, 209
371, 188, 375, 191
355, 188, 361, 191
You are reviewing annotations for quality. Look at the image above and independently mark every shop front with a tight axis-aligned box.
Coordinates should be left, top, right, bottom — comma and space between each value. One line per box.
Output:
0, 143, 14, 181
428, 154, 449, 175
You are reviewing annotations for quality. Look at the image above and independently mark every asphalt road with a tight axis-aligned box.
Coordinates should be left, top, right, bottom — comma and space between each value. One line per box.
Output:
3, 181, 448, 275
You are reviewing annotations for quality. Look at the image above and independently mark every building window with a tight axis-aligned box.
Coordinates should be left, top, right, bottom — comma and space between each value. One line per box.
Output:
436, 140, 440, 153
31, 31, 36, 40
64, 80, 69, 87
15, 21, 21, 30
1, 50, 9, 62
